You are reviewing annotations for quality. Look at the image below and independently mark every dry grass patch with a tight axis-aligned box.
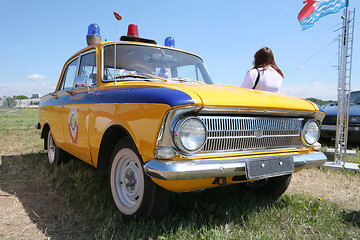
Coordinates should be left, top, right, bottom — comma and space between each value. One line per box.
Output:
288, 168, 360, 211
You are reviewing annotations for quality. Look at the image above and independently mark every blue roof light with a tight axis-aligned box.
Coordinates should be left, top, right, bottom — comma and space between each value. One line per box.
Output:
164, 37, 175, 47
87, 23, 100, 37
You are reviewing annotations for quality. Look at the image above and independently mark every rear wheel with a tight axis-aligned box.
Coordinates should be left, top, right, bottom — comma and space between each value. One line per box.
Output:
243, 174, 292, 199
47, 130, 67, 165
109, 137, 169, 219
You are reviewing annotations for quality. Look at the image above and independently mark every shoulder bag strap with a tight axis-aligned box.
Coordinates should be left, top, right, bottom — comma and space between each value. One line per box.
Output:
252, 67, 260, 89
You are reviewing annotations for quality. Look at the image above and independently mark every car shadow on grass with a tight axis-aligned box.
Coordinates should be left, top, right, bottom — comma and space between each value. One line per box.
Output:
0, 152, 99, 239
0, 152, 289, 239
343, 211, 360, 228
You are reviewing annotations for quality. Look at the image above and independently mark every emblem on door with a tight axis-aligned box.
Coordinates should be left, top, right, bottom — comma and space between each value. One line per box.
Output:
68, 108, 79, 144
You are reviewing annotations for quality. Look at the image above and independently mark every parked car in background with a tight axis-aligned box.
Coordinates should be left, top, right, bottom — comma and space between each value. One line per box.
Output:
322, 102, 337, 108
321, 90, 360, 141
36, 23, 327, 219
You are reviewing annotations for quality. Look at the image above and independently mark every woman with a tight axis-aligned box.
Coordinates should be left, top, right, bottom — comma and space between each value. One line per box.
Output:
241, 47, 284, 93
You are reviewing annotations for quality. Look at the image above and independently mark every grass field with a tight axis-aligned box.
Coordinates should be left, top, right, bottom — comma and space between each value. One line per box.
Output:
0, 109, 359, 239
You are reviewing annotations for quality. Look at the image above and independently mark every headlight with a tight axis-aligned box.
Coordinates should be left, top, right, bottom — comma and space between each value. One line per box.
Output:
350, 116, 360, 123
174, 117, 207, 153
301, 119, 320, 146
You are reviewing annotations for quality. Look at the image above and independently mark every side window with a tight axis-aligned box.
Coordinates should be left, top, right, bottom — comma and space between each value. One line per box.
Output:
59, 59, 78, 91
75, 51, 97, 88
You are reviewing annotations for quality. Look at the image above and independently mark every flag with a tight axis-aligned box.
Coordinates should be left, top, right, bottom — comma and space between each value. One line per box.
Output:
114, 12, 122, 21
298, 0, 348, 30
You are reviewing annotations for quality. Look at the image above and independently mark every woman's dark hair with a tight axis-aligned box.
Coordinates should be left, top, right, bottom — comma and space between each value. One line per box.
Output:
254, 47, 284, 78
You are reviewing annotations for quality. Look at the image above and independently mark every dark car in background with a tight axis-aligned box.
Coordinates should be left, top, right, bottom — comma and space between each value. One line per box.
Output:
321, 90, 360, 141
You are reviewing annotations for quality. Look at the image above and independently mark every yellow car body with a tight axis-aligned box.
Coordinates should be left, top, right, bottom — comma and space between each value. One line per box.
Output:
38, 34, 327, 218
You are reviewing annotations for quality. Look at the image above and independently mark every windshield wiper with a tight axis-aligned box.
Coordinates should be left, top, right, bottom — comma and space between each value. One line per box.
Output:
114, 73, 167, 82
167, 77, 202, 84
115, 73, 153, 79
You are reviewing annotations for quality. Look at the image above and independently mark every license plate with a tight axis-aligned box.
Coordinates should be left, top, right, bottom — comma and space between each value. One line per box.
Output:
246, 156, 294, 180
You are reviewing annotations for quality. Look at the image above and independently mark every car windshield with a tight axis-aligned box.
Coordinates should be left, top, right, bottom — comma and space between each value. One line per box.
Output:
102, 43, 213, 84
349, 91, 360, 105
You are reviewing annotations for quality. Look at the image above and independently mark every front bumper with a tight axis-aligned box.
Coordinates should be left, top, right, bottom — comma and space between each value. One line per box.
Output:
143, 151, 327, 181
321, 125, 360, 140
321, 124, 360, 132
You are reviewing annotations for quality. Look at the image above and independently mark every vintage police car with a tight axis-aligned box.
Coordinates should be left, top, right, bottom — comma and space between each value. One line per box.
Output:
321, 90, 360, 141
37, 24, 327, 219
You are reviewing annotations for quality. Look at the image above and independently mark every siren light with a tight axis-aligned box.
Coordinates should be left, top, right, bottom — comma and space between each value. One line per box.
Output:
120, 24, 157, 44
164, 37, 175, 47
127, 24, 139, 37
88, 23, 100, 37
86, 23, 101, 45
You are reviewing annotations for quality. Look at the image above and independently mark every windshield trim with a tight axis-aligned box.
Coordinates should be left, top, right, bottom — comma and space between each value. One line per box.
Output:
100, 42, 207, 84
350, 90, 360, 104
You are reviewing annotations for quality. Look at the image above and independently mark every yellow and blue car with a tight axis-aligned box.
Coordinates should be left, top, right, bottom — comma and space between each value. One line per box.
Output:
37, 23, 327, 219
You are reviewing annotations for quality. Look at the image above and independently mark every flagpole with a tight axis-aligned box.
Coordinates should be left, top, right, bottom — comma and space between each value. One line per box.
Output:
334, 0, 350, 164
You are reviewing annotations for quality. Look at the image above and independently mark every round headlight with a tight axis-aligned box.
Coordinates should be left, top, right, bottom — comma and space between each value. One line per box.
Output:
301, 119, 320, 146
174, 117, 207, 153
350, 116, 360, 123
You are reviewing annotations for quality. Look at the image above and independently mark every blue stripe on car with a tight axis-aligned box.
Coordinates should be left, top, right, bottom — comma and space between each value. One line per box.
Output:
39, 87, 195, 107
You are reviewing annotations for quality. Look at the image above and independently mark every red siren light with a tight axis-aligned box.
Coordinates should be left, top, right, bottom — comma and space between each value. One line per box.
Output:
127, 24, 139, 37
120, 24, 156, 44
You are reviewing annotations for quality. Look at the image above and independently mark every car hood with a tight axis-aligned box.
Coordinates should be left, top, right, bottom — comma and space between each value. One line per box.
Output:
324, 104, 360, 116
101, 82, 320, 112
173, 84, 319, 112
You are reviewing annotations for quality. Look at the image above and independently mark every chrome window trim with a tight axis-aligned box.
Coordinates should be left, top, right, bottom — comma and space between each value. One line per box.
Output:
100, 42, 205, 83
57, 57, 79, 92
76, 50, 97, 88
57, 49, 97, 92
101, 41, 203, 60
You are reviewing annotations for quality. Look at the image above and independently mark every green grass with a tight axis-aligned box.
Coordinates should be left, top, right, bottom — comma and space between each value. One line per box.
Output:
0, 109, 42, 155
0, 109, 359, 239
30, 158, 360, 239
23, 156, 360, 239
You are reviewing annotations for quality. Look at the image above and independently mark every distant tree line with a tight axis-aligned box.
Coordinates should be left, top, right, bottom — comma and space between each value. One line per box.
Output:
305, 98, 336, 107
15, 95, 29, 99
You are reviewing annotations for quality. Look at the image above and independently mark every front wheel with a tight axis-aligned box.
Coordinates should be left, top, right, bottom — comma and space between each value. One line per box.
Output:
109, 138, 169, 219
243, 174, 292, 199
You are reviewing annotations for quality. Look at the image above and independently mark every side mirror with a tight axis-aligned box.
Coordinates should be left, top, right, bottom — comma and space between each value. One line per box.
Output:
74, 76, 93, 94
84, 80, 93, 95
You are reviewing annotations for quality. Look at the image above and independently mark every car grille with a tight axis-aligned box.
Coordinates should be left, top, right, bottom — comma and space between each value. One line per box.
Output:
322, 116, 337, 125
199, 116, 303, 153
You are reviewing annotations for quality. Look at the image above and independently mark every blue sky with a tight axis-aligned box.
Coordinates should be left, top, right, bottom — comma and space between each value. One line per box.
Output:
1, 0, 359, 100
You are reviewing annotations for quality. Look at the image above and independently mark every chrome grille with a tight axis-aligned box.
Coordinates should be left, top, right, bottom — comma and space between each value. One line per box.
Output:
199, 116, 303, 153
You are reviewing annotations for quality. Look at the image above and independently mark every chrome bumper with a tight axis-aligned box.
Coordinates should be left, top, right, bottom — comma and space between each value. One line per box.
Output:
322, 124, 360, 132
143, 151, 327, 181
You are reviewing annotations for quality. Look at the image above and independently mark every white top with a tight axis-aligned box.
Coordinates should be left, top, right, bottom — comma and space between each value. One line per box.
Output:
241, 66, 283, 93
